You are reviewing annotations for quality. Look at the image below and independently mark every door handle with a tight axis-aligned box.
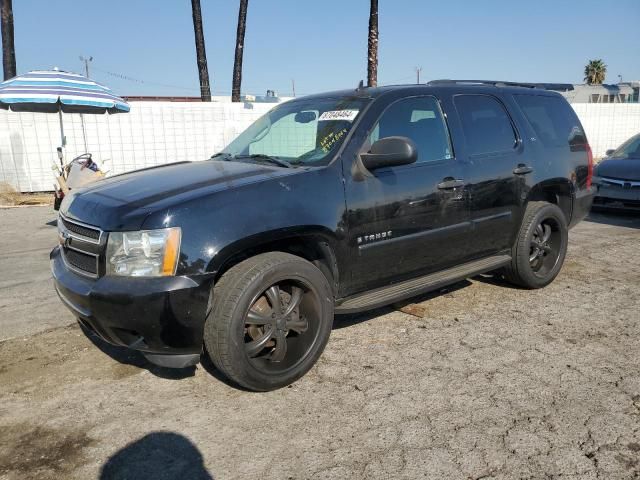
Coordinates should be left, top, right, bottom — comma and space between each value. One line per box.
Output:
513, 164, 534, 175
437, 178, 465, 190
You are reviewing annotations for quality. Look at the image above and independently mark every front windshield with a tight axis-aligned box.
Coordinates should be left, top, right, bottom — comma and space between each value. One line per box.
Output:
612, 134, 640, 159
220, 97, 371, 167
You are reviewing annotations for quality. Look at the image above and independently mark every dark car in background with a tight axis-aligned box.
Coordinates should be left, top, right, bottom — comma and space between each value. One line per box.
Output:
593, 133, 640, 211
52, 80, 594, 391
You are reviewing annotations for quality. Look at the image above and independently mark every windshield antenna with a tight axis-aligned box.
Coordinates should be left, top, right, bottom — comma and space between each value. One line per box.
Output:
356, 80, 365, 91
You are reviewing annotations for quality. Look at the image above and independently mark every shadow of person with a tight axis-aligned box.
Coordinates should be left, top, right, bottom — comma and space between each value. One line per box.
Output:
100, 432, 214, 480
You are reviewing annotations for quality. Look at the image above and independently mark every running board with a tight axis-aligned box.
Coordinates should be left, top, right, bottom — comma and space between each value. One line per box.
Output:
335, 254, 511, 313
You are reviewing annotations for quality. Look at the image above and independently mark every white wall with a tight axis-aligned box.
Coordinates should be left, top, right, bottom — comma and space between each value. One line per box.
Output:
0, 101, 276, 192
1, 101, 639, 192
571, 104, 640, 158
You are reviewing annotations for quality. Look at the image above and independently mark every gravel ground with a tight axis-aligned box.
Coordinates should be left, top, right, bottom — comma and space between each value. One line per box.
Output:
0, 207, 639, 480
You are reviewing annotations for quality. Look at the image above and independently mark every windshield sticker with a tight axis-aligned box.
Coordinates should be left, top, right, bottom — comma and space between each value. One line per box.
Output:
320, 128, 348, 153
318, 110, 359, 122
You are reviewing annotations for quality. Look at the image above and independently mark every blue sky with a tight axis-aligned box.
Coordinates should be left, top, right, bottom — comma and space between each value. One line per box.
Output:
13, 0, 640, 97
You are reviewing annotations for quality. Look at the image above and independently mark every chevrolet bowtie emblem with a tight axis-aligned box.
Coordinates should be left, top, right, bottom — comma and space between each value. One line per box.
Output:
59, 230, 70, 247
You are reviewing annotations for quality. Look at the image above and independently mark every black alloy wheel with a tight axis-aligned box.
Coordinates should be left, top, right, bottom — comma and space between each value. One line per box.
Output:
528, 217, 562, 277
243, 280, 321, 373
204, 252, 334, 391
503, 201, 568, 289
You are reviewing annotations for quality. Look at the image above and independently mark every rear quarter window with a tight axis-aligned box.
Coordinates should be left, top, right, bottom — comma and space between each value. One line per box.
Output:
514, 94, 586, 149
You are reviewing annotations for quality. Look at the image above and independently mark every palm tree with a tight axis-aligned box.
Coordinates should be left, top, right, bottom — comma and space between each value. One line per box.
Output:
1, 0, 17, 80
584, 59, 607, 85
231, 0, 249, 102
367, 0, 378, 87
190, 0, 211, 101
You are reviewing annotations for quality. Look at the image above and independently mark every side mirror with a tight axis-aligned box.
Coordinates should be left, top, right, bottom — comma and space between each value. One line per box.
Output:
605, 149, 615, 157
360, 136, 418, 170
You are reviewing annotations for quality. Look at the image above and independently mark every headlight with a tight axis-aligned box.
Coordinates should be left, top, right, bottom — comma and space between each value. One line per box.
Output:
106, 227, 181, 277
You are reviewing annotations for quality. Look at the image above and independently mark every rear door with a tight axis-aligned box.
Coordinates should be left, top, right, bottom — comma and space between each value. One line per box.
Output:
452, 94, 526, 257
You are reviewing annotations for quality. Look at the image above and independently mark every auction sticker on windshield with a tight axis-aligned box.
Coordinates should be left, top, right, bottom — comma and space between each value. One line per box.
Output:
319, 110, 359, 122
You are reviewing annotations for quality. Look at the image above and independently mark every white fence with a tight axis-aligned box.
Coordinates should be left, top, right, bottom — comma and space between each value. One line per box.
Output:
0, 101, 276, 192
1, 101, 639, 192
571, 104, 640, 158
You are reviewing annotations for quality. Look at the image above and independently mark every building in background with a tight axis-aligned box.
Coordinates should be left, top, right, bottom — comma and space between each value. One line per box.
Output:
553, 82, 639, 104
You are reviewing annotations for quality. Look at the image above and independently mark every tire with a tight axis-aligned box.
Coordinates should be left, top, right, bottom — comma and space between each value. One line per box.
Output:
503, 201, 568, 289
204, 252, 334, 391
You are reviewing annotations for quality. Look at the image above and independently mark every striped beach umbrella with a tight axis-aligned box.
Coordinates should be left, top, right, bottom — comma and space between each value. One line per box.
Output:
0, 69, 129, 148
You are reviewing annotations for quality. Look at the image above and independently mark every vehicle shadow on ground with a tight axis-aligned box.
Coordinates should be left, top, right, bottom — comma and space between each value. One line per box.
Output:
586, 210, 640, 229
333, 279, 473, 328
45, 219, 57, 227
99, 432, 214, 480
79, 323, 197, 380
199, 351, 254, 391
472, 272, 524, 290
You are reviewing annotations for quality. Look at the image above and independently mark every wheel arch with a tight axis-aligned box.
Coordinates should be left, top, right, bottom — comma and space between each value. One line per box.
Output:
525, 178, 573, 224
209, 227, 341, 297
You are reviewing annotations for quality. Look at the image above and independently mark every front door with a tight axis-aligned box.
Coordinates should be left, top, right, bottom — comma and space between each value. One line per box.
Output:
344, 95, 470, 294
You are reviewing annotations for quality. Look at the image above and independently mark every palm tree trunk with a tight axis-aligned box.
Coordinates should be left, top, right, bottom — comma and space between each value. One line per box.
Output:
190, 0, 211, 101
232, 0, 249, 102
1, 0, 17, 80
367, 0, 378, 87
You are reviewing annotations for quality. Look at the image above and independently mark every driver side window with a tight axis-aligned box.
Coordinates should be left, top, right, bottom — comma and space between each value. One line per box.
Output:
367, 96, 453, 164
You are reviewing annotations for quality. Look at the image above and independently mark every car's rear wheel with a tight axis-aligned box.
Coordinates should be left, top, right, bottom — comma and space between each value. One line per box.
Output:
204, 252, 334, 391
503, 201, 568, 289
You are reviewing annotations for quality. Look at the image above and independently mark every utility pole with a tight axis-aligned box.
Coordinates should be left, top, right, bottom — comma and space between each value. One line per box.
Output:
415, 66, 423, 84
291, 78, 296, 97
79, 55, 93, 77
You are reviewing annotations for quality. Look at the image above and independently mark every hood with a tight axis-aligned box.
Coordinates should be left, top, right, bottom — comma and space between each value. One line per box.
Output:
595, 158, 640, 182
61, 160, 296, 230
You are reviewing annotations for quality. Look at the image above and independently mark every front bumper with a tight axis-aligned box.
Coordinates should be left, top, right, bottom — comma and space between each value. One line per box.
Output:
593, 182, 640, 211
51, 246, 213, 360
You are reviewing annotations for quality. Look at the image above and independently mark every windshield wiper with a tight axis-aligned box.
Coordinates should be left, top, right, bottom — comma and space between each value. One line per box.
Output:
233, 154, 292, 168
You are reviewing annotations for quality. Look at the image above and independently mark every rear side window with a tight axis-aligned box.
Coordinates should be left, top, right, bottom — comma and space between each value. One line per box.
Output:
454, 95, 517, 156
514, 94, 586, 148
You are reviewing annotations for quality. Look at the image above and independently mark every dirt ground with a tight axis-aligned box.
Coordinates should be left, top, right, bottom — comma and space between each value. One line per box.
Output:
0, 183, 52, 207
0, 207, 639, 480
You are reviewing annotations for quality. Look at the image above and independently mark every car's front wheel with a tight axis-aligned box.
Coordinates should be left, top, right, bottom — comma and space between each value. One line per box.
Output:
503, 201, 568, 289
204, 252, 334, 391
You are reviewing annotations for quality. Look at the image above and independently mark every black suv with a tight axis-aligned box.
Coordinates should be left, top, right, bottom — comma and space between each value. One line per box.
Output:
52, 81, 594, 391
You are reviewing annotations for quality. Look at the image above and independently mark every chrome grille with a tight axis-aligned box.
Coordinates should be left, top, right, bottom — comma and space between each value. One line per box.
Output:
64, 248, 98, 275
59, 213, 102, 243
600, 177, 640, 189
58, 214, 103, 278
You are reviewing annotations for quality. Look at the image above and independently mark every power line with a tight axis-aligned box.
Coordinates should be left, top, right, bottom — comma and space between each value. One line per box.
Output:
92, 66, 200, 92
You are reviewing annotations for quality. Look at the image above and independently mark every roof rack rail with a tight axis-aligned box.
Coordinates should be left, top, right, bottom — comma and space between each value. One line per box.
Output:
427, 79, 574, 91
